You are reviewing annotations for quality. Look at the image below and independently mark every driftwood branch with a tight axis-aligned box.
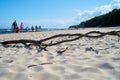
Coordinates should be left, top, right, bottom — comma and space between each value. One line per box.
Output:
1, 30, 120, 51
27, 62, 53, 68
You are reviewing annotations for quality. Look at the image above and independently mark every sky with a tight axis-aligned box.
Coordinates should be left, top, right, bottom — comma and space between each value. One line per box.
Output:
0, 0, 120, 29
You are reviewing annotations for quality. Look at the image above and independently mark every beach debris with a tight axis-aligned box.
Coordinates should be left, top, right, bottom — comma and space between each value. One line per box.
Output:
57, 47, 68, 56
27, 62, 53, 68
1, 30, 120, 52
40, 62, 53, 65
37, 45, 48, 52
3, 59, 14, 63
27, 65, 37, 68
117, 31, 120, 37
85, 47, 99, 54
85, 47, 93, 51
98, 63, 114, 69
118, 39, 120, 42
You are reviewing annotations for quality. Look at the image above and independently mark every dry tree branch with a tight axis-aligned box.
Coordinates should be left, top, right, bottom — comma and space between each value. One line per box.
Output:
1, 30, 120, 51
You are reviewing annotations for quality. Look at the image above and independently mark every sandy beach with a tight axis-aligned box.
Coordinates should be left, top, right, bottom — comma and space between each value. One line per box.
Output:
0, 28, 120, 80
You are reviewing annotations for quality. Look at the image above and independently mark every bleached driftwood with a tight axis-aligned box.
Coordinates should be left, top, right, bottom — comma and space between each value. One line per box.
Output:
1, 30, 120, 51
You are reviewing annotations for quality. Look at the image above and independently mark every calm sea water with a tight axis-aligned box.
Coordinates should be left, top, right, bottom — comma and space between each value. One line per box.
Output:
0, 29, 12, 34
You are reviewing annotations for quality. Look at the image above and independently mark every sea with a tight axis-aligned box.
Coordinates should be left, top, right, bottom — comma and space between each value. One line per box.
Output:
0, 28, 67, 35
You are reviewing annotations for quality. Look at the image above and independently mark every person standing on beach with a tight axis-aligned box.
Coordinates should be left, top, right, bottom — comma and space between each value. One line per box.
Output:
16, 27, 20, 33
35, 25, 38, 32
31, 26, 34, 32
39, 26, 42, 31
20, 22, 24, 32
12, 20, 18, 33
25, 26, 29, 32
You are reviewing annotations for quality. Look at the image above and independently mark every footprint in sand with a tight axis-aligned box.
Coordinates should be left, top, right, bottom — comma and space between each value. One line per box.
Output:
112, 58, 120, 61
12, 73, 29, 80
31, 72, 60, 80
32, 66, 44, 72
80, 67, 101, 73
2, 59, 13, 63
63, 74, 82, 80
0, 68, 9, 78
85, 47, 99, 54
50, 65, 65, 73
97, 63, 114, 70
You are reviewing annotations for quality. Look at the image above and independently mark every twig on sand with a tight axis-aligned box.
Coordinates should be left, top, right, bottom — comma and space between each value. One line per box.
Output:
57, 47, 68, 56
40, 62, 53, 65
27, 62, 53, 68
27, 65, 37, 68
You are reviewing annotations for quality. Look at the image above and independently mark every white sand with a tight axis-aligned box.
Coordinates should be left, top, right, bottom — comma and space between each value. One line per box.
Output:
0, 28, 120, 80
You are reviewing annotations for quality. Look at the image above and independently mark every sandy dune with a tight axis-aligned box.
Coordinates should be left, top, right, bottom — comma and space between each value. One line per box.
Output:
0, 28, 120, 80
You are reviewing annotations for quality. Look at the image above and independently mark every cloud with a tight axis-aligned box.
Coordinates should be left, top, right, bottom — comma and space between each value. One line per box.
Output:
113, 0, 120, 2
73, 0, 120, 25
111, 0, 120, 8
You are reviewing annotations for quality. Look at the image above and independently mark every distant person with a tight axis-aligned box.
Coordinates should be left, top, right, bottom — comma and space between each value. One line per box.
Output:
31, 26, 34, 32
20, 22, 24, 32
12, 20, 18, 33
35, 25, 38, 31
25, 26, 29, 32
39, 26, 42, 31
16, 27, 20, 33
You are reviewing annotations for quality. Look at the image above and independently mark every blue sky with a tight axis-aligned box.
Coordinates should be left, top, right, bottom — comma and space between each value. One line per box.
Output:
0, 0, 120, 28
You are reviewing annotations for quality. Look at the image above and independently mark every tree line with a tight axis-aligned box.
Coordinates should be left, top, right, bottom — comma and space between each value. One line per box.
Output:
69, 8, 120, 28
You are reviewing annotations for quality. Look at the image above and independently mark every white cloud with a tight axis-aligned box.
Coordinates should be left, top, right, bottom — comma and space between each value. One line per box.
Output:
73, 0, 120, 25
113, 0, 120, 2
111, 0, 120, 8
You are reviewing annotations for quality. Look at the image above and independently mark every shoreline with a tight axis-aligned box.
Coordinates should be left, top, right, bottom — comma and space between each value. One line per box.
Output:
0, 26, 120, 35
